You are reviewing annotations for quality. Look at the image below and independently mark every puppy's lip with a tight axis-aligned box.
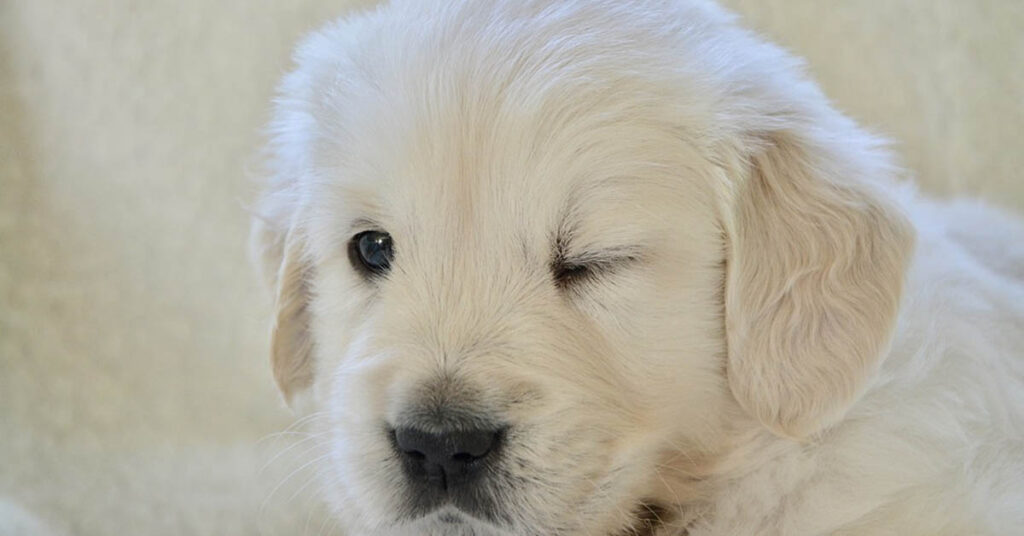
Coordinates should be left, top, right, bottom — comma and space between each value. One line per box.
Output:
436, 508, 467, 524
420, 505, 499, 530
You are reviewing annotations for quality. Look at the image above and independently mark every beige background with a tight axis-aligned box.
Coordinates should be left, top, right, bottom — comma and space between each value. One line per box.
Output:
1, 1, 1021, 534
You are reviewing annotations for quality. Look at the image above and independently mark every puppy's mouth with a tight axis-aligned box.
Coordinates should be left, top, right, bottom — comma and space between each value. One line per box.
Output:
435, 508, 472, 525
396, 477, 511, 530
421, 501, 674, 536
402, 508, 484, 535
400, 493, 507, 528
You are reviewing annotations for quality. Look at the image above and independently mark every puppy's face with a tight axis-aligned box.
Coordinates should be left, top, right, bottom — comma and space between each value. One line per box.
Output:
253, 1, 913, 534
304, 71, 729, 535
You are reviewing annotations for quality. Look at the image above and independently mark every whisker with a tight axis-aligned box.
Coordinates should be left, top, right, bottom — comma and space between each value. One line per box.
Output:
259, 450, 331, 521
287, 467, 326, 505
259, 431, 331, 475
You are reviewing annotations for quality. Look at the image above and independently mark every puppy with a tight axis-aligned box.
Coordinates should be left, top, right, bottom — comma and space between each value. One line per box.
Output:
251, 1, 1024, 534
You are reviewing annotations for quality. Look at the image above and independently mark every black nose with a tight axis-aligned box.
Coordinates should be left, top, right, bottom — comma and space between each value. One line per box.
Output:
391, 426, 504, 489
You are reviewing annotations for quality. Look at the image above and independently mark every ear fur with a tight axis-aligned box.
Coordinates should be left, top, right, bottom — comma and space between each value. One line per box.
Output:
251, 216, 315, 407
725, 128, 915, 438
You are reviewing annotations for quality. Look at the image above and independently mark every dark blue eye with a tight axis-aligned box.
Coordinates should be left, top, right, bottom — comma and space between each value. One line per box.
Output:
349, 230, 394, 277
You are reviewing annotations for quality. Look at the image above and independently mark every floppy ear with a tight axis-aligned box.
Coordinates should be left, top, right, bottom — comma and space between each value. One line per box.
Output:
724, 128, 914, 438
251, 216, 315, 407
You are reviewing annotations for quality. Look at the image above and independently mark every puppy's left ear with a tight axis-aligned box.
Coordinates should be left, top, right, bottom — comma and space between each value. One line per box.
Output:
724, 124, 914, 439
251, 215, 315, 408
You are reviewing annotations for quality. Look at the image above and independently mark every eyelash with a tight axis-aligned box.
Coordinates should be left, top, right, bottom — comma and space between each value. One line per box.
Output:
550, 254, 635, 290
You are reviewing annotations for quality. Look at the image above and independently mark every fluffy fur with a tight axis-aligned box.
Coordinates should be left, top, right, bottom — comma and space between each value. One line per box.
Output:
252, 1, 1024, 534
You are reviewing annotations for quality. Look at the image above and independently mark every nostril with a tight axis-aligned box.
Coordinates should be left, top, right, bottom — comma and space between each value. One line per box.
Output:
455, 428, 502, 461
451, 452, 476, 463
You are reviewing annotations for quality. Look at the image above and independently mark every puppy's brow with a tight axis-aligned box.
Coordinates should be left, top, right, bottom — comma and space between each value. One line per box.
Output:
554, 231, 644, 265
349, 217, 382, 234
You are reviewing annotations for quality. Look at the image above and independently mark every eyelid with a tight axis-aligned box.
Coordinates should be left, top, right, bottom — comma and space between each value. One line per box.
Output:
552, 246, 643, 289
348, 217, 383, 235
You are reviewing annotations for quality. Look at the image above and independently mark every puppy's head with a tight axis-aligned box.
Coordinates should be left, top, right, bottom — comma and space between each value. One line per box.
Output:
252, 1, 913, 533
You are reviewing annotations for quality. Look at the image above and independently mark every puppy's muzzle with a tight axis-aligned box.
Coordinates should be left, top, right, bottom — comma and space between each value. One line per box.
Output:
387, 377, 516, 521
390, 425, 505, 490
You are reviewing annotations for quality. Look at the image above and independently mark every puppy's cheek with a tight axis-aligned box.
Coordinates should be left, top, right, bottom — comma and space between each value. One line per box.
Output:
325, 426, 404, 527
314, 355, 409, 526
322, 333, 407, 425
501, 421, 648, 532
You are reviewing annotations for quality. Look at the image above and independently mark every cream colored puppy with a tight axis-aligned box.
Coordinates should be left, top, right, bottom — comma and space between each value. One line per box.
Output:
251, 1, 1024, 534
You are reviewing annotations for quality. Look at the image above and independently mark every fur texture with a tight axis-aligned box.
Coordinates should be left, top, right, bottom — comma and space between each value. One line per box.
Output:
253, 1, 1024, 534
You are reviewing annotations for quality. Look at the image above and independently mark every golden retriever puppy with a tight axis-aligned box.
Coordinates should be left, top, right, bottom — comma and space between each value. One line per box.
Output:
251, 1, 1024, 534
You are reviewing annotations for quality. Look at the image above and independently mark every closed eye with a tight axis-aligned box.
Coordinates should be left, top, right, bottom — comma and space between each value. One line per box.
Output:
551, 260, 594, 289
550, 250, 640, 290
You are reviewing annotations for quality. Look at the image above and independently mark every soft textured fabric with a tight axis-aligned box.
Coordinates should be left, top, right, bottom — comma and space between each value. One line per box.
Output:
0, 1, 1020, 534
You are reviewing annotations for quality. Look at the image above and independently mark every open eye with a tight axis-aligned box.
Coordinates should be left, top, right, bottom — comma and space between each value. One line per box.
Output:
348, 230, 394, 277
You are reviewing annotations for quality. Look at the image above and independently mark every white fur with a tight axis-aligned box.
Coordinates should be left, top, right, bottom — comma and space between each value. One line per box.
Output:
252, 1, 1024, 534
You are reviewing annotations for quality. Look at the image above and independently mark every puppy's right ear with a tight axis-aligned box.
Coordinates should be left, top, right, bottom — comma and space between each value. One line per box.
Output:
251, 216, 315, 407
722, 128, 913, 439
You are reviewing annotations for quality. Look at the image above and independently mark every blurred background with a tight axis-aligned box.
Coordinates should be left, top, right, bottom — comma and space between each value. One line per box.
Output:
1, 0, 1021, 534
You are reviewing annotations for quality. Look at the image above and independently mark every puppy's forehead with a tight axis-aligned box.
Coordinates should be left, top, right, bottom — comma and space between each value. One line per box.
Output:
323, 93, 695, 262
303, 1, 717, 261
